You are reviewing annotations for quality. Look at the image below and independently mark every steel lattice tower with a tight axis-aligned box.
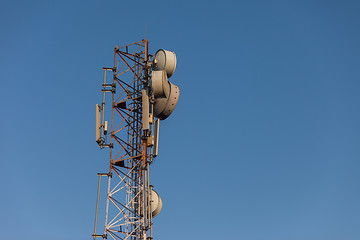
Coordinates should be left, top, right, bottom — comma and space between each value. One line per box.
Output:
94, 39, 179, 240
94, 39, 154, 240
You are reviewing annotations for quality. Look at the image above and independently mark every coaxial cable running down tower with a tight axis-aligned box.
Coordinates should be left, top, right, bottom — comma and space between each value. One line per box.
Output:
93, 39, 179, 240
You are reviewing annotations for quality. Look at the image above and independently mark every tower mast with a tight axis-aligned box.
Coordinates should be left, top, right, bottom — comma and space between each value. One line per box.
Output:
94, 39, 179, 240
94, 39, 153, 240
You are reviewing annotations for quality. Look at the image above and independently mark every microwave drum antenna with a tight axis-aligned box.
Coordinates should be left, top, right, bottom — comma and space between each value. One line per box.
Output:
151, 70, 170, 98
153, 49, 177, 78
153, 82, 180, 120
150, 189, 163, 217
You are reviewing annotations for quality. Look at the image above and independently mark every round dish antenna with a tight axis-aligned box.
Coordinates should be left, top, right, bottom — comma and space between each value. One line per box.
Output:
153, 82, 180, 120
151, 70, 170, 98
150, 189, 163, 217
153, 49, 177, 78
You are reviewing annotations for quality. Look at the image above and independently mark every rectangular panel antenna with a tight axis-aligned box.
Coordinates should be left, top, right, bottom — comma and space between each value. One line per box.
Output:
142, 90, 149, 131
153, 119, 160, 157
96, 104, 101, 142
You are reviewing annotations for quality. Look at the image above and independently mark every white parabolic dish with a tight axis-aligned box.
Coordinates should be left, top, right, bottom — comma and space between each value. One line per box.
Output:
150, 189, 163, 217
153, 82, 180, 120
151, 70, 170, 99
153, 49, 177, 78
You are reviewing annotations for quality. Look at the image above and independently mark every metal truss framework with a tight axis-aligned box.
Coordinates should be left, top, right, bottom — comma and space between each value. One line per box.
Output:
94, 39, 154, 240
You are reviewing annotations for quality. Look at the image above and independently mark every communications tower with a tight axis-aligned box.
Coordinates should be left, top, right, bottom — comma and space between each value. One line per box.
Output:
93, 39, 179, 240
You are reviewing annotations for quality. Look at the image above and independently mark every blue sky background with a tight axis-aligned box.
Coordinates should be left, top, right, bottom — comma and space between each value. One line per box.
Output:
1, 0, 360, 239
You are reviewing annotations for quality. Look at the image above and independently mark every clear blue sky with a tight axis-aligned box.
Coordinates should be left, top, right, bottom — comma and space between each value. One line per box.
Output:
1, 1, 360, 239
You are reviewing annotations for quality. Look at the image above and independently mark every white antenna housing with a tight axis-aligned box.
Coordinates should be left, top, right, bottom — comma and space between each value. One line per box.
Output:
142, 90, 150, 131
150, 189, 163, 217
151, 70, 170, 99
153, 119, 160, 157
153, 82, 180, 120
95, 104, 101, 142
153, 49, 177, 78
